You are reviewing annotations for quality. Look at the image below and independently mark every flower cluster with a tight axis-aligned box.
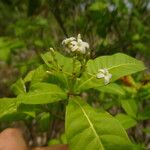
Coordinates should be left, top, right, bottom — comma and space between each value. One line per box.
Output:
62, 34, 89, 54
96, 68, 112, 85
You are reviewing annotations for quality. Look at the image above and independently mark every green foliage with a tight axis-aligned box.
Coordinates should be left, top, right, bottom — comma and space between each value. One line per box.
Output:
77, 53, 145, 91
66, 97, 133, 150
138, 106, 150, 121
0, 0, 149, 149
0, 42, 147, 148
96, 83, 125, 96
41, 51, 80, 74
115, 114, 137, 129
17, 82, 67, 104
0, 37, 24, 61
0, 98, 17, 119
121, 99, 138, 118
0, 98, 32, 122
11, 78, 26, 95
48, 133, 67, 146
38, 112, 51, 131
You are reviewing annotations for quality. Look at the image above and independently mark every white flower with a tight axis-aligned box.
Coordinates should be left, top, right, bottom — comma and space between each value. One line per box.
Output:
96, 68, 112, 85
62, 34, 89, 54
62, 37, 76, 45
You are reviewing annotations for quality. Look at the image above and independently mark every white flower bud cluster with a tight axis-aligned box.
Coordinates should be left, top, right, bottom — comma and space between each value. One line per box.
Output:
96, 68, 112, 85
62, 34, 89, 54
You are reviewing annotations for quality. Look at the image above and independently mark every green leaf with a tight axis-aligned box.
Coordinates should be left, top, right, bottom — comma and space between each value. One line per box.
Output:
48, 139, 61, 146
0, 47, 10, 61
66, 97, 133, 150
89, 1, 107, 11
138, 83, 150, 100
24, 70, 36, 83
17, 104, 39, 118
132, 143, 146, 150
96, 83, 125, 96
0, 98, 37, 121
77, 53, 145, 91
17, 83, 67, 104
121, 99, 138, 118
30, 65, 48, 85
11, 78, 26, 96
41, 51, 80, 74
116, 114, 137, 129
0, 37, 25, 61
138, 106, 150, 121
23, 65, 47, 84
60, 133, 67, 144
0, 112, 29, 122
0, 98, 18, 119
47, 73, 69, 90
38, 112, 51, 131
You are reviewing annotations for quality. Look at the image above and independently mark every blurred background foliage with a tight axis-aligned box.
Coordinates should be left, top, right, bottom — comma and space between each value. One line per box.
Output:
0, 0, 149, 83
0, 0, 150, 148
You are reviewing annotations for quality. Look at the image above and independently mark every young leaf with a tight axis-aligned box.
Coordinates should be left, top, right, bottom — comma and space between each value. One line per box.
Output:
0, 98, 36, 121
77, 53, 145, 91
0, 112, 30, 122
17, 83, 67, 104
17, 104, 39, 118
66, 97, 133, 150
138, 83, 150, 100
23, 65, 48, 84
30, 65, 48, 85
0, 98, 17, 118
116, 113, 137, 129
46, 72, 69, 90
24, 70, 35, 83
11, 78, 26, 96
41, 51, 80, 74
121, 99, 138, 118
38, 112, 51, 131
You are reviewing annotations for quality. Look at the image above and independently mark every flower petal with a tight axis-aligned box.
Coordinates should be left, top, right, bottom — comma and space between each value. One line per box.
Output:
108, 73, 112, 79
82, 42, 89, 49
71, 41, 77, 46
96, 73, 105, 79
104, 73, 112, 85
71, 45, 78, 52
62, 37, 76, 45
77, 34, 81, 41
104, 76, 110, 85
98, 69, 105, 73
